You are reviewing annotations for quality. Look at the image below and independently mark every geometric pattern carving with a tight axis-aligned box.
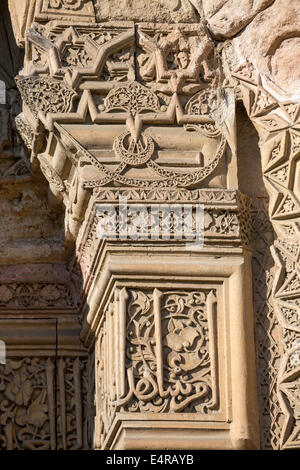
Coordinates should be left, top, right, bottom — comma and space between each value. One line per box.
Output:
251, 197, 283, 449
76, 188, 251, 285
234, 64, 300, 449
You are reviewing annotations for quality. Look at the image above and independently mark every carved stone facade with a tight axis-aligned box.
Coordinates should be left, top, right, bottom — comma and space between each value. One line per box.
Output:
0, 0, 299, 450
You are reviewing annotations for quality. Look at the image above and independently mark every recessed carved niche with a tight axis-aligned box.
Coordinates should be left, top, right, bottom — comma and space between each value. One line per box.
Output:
75, 248, 259, 450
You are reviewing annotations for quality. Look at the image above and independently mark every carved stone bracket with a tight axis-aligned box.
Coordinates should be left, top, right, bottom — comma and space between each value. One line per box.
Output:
74, 188, 252, 289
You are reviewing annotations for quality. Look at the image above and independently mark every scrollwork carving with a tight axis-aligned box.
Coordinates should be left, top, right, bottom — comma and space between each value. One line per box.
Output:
234, 62, 300, 449
102, 81, 161, 115
47, 0, 87, 10
0, 282, 75, 309
15, 76, 76, 119
0, 358, 54, 450
97, 287, 219, 445
0, 355, 90, 450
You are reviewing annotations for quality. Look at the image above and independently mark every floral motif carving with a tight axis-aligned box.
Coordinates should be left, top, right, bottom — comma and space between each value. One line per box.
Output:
0, 283, 74, 309
15, 76, 76, 119
0, 358, 54, 450
97, 287, 219, 445
126, 289, 218, 413
102, 82, 161, 115
0, 356, 90, 450
234, 63, 300, 449
62, 46, 94, 68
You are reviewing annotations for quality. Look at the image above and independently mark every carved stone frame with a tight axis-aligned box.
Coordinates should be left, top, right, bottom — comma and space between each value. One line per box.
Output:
80, 250, 259, 449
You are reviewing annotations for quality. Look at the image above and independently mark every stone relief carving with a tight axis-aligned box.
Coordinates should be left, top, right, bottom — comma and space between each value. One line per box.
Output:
122, 288, 218, 413
3, 0, 300, 450
0, 282, 75, 309
96, 286, 221, 447
137, 24, 215, 92
76, 80, 227, 189
35, 0, 96, 21
233, 64, 300, 449
14, 20, 233, 241
0, 90, 31, 183
0, 358, 54, 450
16, 76, 77, 119
47, 0, 87, 10
0, 356, 89, 450
250, 197, 283, 449
56, 357, 89, 450
75, 188, 251, 286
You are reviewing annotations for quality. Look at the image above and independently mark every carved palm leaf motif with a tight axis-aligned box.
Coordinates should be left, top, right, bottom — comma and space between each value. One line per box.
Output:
103, 82, 161, 115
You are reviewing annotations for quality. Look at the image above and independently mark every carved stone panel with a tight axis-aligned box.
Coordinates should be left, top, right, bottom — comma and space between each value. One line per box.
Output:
81, 251, 259, 450
3, 0, 300, 451
17, 20, 232, 200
